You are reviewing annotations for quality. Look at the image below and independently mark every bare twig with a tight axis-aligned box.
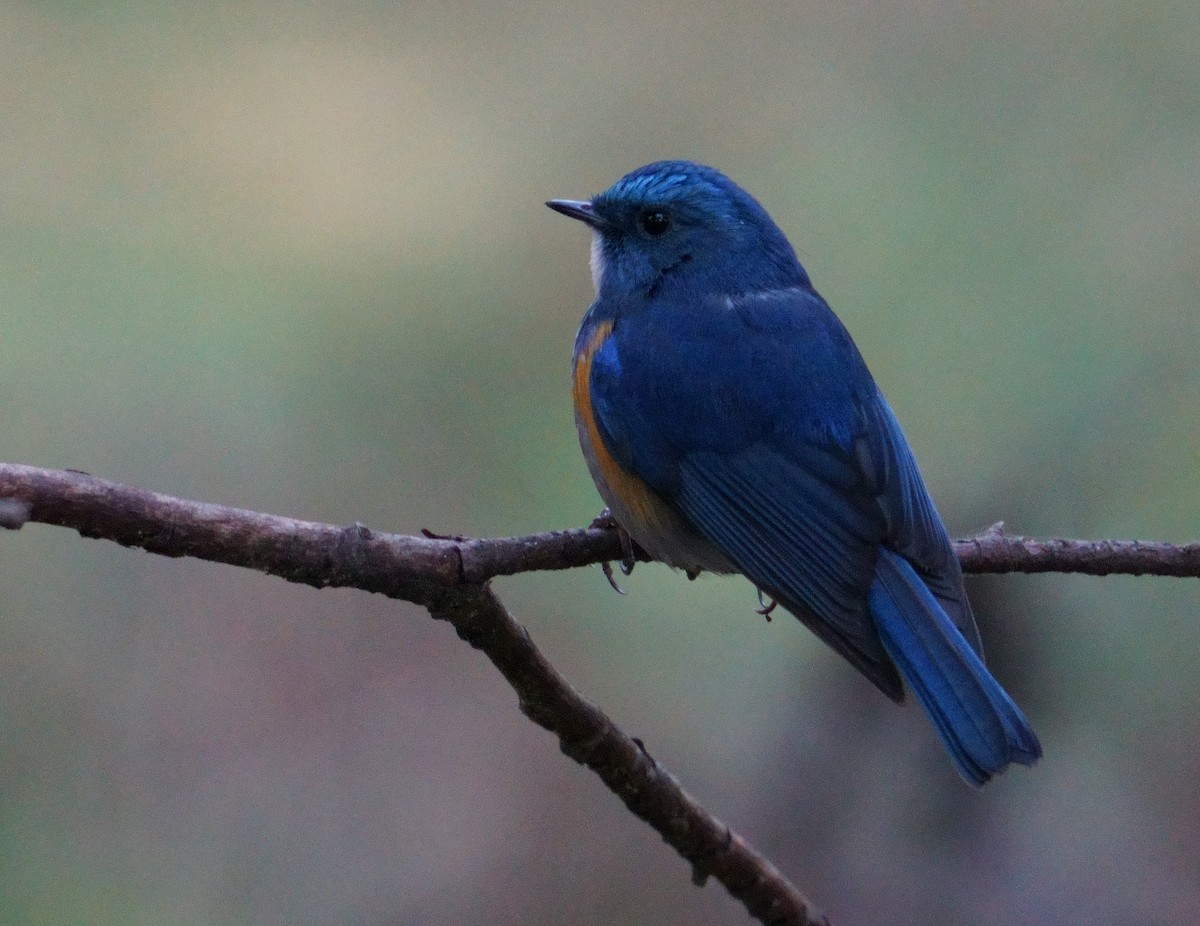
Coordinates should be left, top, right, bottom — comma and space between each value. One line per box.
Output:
3, 462, 1198, 925
957, 525, 1200, 577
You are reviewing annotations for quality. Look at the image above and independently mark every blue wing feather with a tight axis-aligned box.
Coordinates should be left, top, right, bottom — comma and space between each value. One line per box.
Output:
677, 446, 901, 696
858, 396, 983, 654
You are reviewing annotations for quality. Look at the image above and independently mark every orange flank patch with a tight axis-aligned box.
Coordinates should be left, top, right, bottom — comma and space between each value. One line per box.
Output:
572, 322, 670, 535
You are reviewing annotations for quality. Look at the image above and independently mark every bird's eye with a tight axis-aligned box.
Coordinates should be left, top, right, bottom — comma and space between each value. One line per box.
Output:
639, 210, 670, 236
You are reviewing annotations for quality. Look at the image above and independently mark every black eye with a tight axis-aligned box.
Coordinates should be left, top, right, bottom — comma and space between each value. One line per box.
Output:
639, 210, 670, 236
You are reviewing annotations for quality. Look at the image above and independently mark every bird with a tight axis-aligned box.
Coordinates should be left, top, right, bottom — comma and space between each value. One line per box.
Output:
547, 161, 1042, 785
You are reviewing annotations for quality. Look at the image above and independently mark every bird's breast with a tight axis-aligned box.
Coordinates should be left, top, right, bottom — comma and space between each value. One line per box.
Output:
573, 321, 655, 521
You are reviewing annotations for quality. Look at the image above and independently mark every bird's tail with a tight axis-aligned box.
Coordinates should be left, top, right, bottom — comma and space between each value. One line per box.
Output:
869, 548, 1042, 785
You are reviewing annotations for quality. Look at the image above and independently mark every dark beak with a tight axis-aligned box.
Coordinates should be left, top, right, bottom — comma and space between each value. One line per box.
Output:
546, 198, 603, 229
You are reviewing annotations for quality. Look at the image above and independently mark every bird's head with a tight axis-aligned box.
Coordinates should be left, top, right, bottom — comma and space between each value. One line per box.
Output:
547, 161, 809, 302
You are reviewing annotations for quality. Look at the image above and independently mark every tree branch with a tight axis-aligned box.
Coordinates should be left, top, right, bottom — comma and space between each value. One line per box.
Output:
0, 463, 830, 925
955, 526, 1200, 577
3, 463, 1198, 924
4, 466, 1194, 588
427, 584, 827, 926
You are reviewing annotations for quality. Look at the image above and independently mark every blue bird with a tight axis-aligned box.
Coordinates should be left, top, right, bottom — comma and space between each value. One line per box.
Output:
548, 161, 1041, 785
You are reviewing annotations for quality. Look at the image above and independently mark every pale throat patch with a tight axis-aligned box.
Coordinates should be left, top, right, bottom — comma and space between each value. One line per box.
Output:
589, 232, 605, 292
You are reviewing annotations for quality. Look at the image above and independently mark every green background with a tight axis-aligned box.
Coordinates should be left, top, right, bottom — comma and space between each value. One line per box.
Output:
2, 2, 1198, 923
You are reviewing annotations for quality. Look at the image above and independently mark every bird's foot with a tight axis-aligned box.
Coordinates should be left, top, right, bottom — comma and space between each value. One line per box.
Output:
592, 509, 638, 592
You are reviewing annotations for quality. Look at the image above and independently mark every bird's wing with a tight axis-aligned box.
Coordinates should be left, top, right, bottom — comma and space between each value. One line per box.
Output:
674, 444, 901, 696
854, 396, 982, 654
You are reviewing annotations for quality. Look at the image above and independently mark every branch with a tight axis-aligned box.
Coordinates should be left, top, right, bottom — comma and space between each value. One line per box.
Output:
0, 463, 829, 926
955, 526, 1200, 577
427, 584, 827, 926
4, 463, 1198, 924
5, 466, 1195, 586
470, 522, 1200, 580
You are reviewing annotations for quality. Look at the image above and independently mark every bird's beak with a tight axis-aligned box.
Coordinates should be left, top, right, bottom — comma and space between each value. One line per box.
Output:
546, 198, 603, 229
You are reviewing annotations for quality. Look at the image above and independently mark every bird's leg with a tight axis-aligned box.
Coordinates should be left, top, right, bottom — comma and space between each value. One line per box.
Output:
616, 524, 637, 576
590, 508, 638, 591
754, 588, 778, 622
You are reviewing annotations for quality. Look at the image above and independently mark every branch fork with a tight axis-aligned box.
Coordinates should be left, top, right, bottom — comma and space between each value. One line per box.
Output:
3, 462, 1196, 925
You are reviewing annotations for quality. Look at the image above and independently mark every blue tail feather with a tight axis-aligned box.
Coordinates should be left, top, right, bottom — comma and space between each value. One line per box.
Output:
869, 549, 1042, 785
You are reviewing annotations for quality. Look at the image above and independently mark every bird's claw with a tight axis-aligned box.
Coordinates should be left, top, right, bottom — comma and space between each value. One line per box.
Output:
600, 560, 627, 595
594, 509, 638, 591
755, 588, 778, 621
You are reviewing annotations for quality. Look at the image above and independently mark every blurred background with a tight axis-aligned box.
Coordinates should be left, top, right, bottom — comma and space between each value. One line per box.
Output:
1, 2, 1198, 923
